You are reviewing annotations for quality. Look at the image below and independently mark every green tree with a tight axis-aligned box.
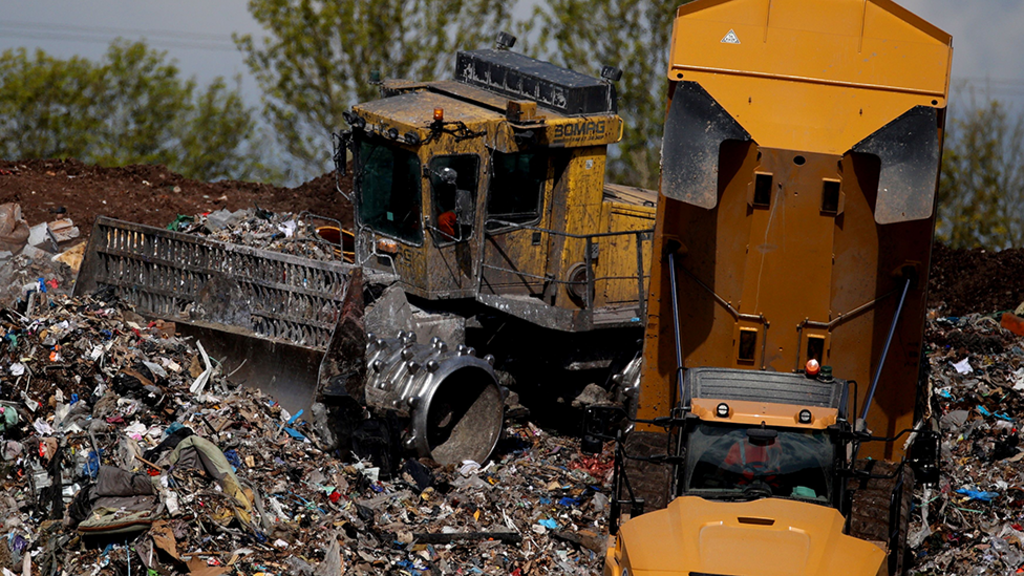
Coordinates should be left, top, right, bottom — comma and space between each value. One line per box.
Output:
235, 0, 517, 180
0, 51, 106, 160
525, 0, 686, 189
937, 93, 1024, 249
0, 40, 273, 182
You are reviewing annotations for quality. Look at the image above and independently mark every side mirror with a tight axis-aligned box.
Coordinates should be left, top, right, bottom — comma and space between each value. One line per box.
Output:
581, 405, 626, 455
438, 167, 458, 185
746, 428, 778, 442
331, 132, 353, 196
907, 429, 940, 485
581, 434, 603, 456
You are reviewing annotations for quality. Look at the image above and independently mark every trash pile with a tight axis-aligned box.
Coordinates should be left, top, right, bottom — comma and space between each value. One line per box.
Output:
172, 208, 351, 264
909, 306, 1024, 575
0, 289, 612, 575
7, 189, 1024, 575
0, 203, 83, 309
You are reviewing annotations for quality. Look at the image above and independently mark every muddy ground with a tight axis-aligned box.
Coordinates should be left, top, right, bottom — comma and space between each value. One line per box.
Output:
929, 242, 1024, 316
0, 158, 352, 232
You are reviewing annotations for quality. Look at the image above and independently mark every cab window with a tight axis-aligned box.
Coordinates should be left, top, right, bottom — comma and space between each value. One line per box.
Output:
356, 137, 423, 245
486, 151, 546, 232
429, 155, 479, 244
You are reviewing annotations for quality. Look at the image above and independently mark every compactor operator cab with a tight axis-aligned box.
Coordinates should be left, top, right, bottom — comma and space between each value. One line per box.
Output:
335, 38, 655, 329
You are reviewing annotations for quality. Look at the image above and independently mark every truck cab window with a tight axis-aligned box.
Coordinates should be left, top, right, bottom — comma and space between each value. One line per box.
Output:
684, 422, 834, 503
356, 137, 423, 245
486, 152, 545, 232
430, 155, 479, 244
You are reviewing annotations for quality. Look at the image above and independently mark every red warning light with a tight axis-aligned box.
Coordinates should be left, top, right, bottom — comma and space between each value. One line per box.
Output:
806, 359, 820, 376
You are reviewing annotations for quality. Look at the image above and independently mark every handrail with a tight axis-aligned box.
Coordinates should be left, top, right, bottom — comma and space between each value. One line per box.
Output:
480, 262, 650, 285
479, 221, 653, 316
485, 219, 654, 240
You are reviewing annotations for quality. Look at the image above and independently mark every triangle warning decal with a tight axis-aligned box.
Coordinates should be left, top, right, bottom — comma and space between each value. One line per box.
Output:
721, 29, 740, 44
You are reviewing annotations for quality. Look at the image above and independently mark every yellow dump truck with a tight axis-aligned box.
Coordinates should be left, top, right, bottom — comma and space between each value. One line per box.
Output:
597, 1, 953, 574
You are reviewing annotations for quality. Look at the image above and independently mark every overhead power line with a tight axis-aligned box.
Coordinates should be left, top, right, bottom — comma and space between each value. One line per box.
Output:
0, 20, 234, 42
959, 77, 1024, 87
953, 77, 1024, 101
0, 20, 241, 53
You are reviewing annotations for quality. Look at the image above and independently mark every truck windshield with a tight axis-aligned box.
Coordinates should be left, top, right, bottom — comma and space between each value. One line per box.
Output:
356, 137, 423, 244
683, 421, 833, 503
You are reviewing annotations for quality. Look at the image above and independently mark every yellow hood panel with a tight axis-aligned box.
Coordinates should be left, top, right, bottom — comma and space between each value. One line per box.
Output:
619, 496, 885, 576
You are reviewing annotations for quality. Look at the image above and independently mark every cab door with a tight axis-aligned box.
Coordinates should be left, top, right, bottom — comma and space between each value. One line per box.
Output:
478, 150, 553, 299
424, 154, 481, 297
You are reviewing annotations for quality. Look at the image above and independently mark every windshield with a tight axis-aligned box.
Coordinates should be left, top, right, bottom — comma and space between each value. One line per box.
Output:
683, 422, 834, 503
486, 151, 546, 232
356, 136, 423, 244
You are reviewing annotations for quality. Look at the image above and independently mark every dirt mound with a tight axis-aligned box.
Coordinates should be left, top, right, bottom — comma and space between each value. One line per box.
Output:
928, 243, 1024, 316
3, 158, 1024, 317
0, 158, 352, 232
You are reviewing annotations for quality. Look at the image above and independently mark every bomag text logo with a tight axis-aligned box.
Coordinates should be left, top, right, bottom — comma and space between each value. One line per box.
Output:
553, 120, 606, 143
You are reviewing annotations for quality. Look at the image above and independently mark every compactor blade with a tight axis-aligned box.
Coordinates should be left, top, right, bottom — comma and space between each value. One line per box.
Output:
74, 217, 364, 415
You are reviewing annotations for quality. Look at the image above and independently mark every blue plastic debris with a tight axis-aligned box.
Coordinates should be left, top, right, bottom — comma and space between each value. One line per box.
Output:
82, 450, 103, 479
283, 427, 307, 441
557, 496, 580, 507
538, 518, 559, 529
11, 534, 26, 554
956, 488, 998, 502
223, 449, 242, 470
977, 405, 1015, 422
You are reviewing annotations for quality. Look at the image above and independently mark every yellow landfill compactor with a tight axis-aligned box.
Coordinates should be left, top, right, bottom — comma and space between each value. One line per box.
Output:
335, 38, 659, 416
75, 37, 655, 469
597, 1, 953, 575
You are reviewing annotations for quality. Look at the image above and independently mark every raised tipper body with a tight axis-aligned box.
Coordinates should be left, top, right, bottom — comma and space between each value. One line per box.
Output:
605, 1, 952, 574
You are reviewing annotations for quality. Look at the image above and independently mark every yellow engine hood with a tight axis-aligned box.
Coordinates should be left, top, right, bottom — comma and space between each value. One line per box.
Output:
617, 496, 885, 576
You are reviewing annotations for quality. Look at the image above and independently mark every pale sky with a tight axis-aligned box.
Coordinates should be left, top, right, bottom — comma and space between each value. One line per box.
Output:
900, 0, 1024, 107
0, 1, 1021, 112
0, 1, 262, 99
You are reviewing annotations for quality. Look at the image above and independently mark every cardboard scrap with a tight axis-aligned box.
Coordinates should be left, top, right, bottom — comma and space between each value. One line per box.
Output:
186, 557, 230, 576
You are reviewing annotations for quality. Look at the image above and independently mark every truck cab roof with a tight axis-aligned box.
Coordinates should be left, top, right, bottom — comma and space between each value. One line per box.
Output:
683, 367, 848, 429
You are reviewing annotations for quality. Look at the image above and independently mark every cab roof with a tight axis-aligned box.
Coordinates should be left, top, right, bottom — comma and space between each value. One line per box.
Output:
684, 367, 847, 412
355, 89, 504, 129
454, 49, 618, 116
